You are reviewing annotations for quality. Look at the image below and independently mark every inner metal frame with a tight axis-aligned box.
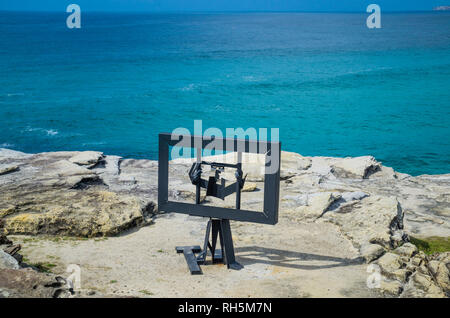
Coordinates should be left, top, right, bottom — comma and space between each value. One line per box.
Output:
158, 132, 281, 225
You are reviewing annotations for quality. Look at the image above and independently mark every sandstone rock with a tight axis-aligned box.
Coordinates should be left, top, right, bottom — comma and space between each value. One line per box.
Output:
377, 252, 402, 274
306, 157, 333, 175
2, 190, 152, 237
0, 165, 19, 176
379, 279, 403, 296
0, 149, 447, 254
242, 182, 257, 192
406, 262, 417, 272
284, 173, 321, 189
433, 251, 450, 263
419, 251, 428, 259
0, 151, 155, 237
129, 148, 450, 240
321, 196, 405, 250
405, 271, 447, 298
411, 271, 432, 289
296, 192, 340, 220
331, 156, 381, 179
118, 174, 137, 184
0, 250, 19, 269
367, 165, 397, 180
428, 258, 450, 293
69, 151, 104, 168
281, 151, 312, 171
360, 243, 385, 262
390, 230, 408, 249
317, 168, 450, 238
280, 151, 312, 179
400, 284, 438, 298
393, 243, 418, 258
43, 160, 95, 179
391, 269, 409, 283
0, 148, 449, 298
417, 264, 429, 275
411, 256, 423, 267
0, 148, 32, 160
326, 191, 369, 213
282, 194, 308, 207
426, 283, 447, 297
0, 268, 72, 298
341, 191, 369, 202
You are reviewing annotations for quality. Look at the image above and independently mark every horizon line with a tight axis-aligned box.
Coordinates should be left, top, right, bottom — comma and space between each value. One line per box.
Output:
0, 9, 443, 14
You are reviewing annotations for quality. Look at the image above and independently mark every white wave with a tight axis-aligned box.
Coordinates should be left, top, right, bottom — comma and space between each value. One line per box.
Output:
46, 129, 59, 136
179, 83, 196, 91
23, 127, 59, 136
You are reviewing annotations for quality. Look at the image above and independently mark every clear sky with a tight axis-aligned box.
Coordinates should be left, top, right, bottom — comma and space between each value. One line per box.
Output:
0, 0, 446, 12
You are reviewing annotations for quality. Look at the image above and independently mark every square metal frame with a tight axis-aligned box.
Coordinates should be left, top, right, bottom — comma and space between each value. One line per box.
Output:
158, 133, 281, 225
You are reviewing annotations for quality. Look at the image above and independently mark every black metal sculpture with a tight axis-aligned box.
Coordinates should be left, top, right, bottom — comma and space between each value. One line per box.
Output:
158, 133, 281, 274
188, 161, 246, 206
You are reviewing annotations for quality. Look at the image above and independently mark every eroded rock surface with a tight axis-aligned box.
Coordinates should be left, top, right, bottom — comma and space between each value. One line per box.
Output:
0, 268, 73, 298
0, 250, 19, 270
0, 150, 154, 237
0, 231, 76, 298
0, 148, 448, 298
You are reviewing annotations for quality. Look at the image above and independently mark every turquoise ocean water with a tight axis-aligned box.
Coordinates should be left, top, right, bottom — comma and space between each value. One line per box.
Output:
0, 11, 449, 175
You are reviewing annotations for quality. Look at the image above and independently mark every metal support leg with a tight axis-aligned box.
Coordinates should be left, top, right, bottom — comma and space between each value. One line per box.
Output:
196, 184, 201, 204
196, 148, 202, 204
210, 219, 224, 263
235, 179, 241, 209
197, 219, 223, 264
176, 219, 242, 275
176, 246, 202, 275
220, 219, 243, 270
236, 153, 242, 210
196, 220, 212, 264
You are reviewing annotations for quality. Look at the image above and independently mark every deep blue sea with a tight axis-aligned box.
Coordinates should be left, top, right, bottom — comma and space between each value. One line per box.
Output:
0, 11, 449, 175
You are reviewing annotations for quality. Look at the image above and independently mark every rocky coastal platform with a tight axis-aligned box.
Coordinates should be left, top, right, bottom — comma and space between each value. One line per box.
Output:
0, 148, 449, 298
